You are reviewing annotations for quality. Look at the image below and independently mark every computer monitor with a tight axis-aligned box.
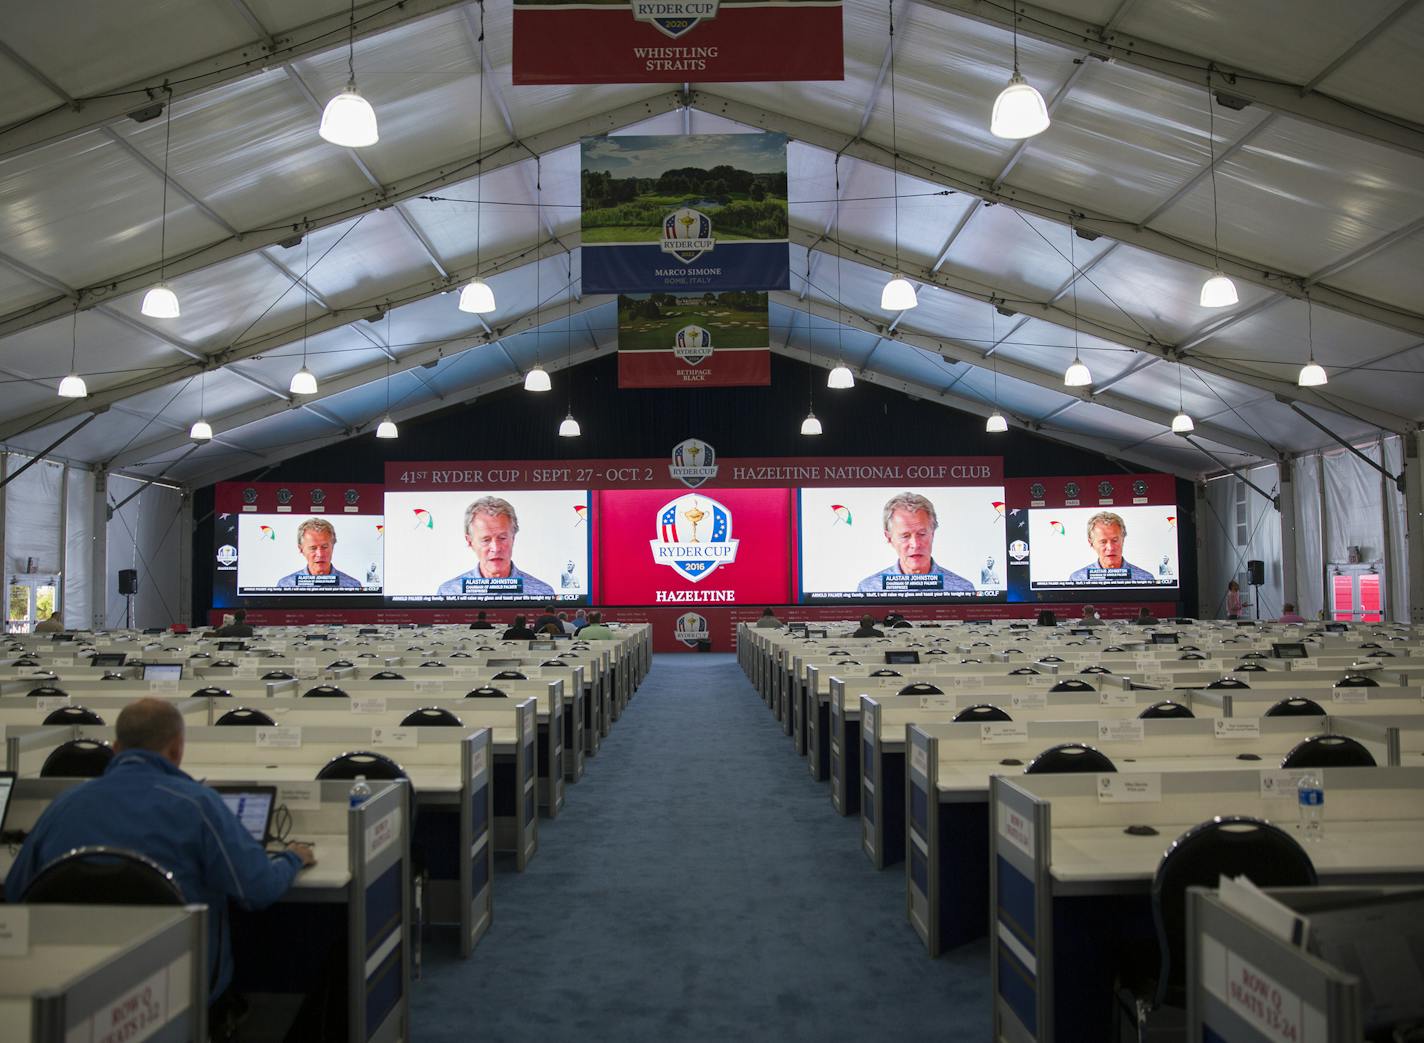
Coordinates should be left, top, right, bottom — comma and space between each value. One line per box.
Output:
1272, 642, 1308, 659
304, 634, 329, 641
0, 770, 15, 833
1151, 632, 1179, 645
212, 785, 277, 844
885, 650, 920, 665
49, 633, 76, 642
486, 658, 524, 669
217, 640, 247, 652
807, 628, 828, 638
530, 640, 558, 652
143, 663, 184, 681
1325, 622, 1348, 633
89, 652, 127, 667
788, 623, 808, 636
1070, 628, 1094, 637
358, 628, 380, 636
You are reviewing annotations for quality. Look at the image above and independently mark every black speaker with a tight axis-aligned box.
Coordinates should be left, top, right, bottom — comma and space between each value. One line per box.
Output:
1246, 560, 1265, 586
118, 569, 138, 595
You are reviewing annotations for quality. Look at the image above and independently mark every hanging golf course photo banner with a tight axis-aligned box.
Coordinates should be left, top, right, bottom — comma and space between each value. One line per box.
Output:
512, 0, 842, 85
617, 290, 771, 388
581, 134, 790, 295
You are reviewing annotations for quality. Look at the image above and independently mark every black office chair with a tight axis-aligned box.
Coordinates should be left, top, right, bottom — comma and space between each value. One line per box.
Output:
400, 707, 463, 727
189, 652, 211, 660
101, 672, 126, 681
1003, 648, 1024, 656
262, 670, 296, 681
327, 660, 354, 669
891, 620, 913, 629
190, 686, 232, 699
954, 704, 1012, 724
1233, 663, 1267, 672
1178, 652, 1207, 661
539, 660, 564, 668
1040, 655, 1064, 663
450, 652, 472, 659
43, 705, 104, 726
465, 686, 508, 699
27, 685, 69, 699
40, 739, 114, 778
1334, 675, 1379, 688
21, 847, 185, 905
216, 707, 276, 726
369, 671, 406, 681
1281, 734, 1377, 769
420, 661, 445, 669
869, 669, 901, 678
358, 653, 379, 659
316, 751, 411, 795
1025, 743, 1116, 775
1206, 677, 1250, 690
960, 658, 983, 665
492, 670, 527, 681
1179, 645, 1200, 653
836, 660, 861, 666
12, 658, 40, 667
1264, 697, 1327, 717
1241, 651, 1268, 659
1080, 665, 1112, 675
475, 647, 496, 652
898, 683, 944, 696
1104, 646, 1125, 653
210, 660, 238, 669
1366, 649, 1396, 657
302, 685, 350, 699
1139, 701, 1194, 720
1008, 667, 1040, 676
1048, 679, 1095, 693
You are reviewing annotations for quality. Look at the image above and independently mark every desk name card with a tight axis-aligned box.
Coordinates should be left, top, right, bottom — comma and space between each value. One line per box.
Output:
956, 676, 985, 688
1011, 692, 1047, 709
1330, 689, 1369, 704
255, 726, 302, 748
350, 697, 387, 715
0, 906, 28, 956
34, 695, 71, 712
1098, 719, 1145, 743
1098, 690, 1135, 707
371, 727, 417, 748
916, 696, 955, 709
1214, 718, 1261, 740
278, 781, 321, 810
1023, 675, 1050, 688
981, 722, 1029, 744
1146, 674, 1174, 687
365, 807, 402, 862
414, 680, 445, 693
148, 679, 179, 692
910, 744, 928, 778
1258, 770, 1307, 799
470, 746, 487, 779
1097, 773, 1161, 803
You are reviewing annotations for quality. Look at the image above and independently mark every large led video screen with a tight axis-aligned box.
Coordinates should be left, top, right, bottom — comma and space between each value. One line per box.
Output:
797, 486, 1007, 603
234, 514, 386, 594
383, 489, 591, 604
1025, 505, 1180, 590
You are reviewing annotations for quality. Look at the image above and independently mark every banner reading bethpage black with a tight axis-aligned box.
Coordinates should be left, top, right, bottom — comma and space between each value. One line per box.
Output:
581, 134, 789, 295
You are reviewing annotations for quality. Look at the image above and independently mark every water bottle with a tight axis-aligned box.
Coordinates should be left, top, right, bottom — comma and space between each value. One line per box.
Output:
1296, 771, 1324, 841
348, 774, 372, 809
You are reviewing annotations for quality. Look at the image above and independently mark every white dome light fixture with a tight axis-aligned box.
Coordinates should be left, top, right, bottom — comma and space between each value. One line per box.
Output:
1064, 356, 1092, 387
141, 92, 181, 318
289, 366, 319, 395
458, 278, 496, 314
189, 418, 214, 441
318, 1, 378, 147
524, 365, 551, 392
880, 0, 917, 313
800, 410, 823, 436
1199, 71, 1237, 309
558, 413, 581, 437
1297, 295, 1327, 387
985, 411, 1008, 433
140, 282, 180, 319
880, 276, 918, 312
990, 8, 1050, 140
1171, 359, 1194, 433
1199, 271, 1239, 309
375, 416, 399, 439
827, 362, 855, 389
58, 373, 88, 399
1062, 228, 1091, 388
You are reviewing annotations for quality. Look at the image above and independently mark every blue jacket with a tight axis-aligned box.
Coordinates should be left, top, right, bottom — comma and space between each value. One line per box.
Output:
4, 749, 303, 997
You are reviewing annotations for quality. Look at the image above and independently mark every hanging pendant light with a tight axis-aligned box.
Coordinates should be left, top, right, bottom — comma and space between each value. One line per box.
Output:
1064, 356, 1092, 387
458, 279, 495, 314
525, 159, 550, 393
559, 413, 581, 437
990, 13, 1049, 140
827, 363, 855, 389
801, 255, 823, 435
189, 418, 214, 441
289, 367, 319, 395
800, 410, 823, 436
1171, 360, 1194, 432
985, 411, 1008, 433
141, 91, 180, 318
58, 309, 88, 398
319, 0, 378, 147
881, 0, 917, 312
1298, 294, 1327, 386
1063, 226, 1091, 388
290, 237, 319, 395
375, 326, 398, 437
558, 254, 581, 436
524, 365, 551, 392
459, 5, 496, 315
1199, 71, 1237, 309
189, 365, 212, 440
375, 417, 398, 438
985, 299, 1006, 431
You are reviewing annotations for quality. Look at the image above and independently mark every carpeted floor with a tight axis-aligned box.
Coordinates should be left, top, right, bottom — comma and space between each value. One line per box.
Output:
410, 653, 989, 1041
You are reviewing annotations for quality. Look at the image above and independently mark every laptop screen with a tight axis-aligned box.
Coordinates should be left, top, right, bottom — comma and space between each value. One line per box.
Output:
0, 770, 15, 833
486, 658, 524, 668
143, 663, 184, 681
885, 651, 920, 665
213, 786, 276, 843
90, 652, 127, 667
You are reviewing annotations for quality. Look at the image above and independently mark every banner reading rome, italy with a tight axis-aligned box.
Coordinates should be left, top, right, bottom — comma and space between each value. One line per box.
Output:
513, 0, 842, 85
581, 134, 789, 295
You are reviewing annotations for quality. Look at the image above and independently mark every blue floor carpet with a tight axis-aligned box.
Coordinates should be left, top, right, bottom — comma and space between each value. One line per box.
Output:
410, 653, 989, 1041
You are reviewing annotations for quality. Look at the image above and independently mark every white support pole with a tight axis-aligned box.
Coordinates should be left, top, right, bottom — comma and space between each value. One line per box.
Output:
178, 489, 193, 627
1405, 432, 1424, 624
1279, 460, 1299, 613
1195, 481, 1210, 618
91, 469, 108, 631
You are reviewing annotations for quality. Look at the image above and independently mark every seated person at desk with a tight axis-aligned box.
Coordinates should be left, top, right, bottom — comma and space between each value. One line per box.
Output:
1279, 602, 1307, 624
852, 614, 884, 638
468, 610, 496, 630
1068, 511, 1155, 583
1079, 604, 1103, 626
501, 614, 536, 640
558, 611, 576, 635
857, 492, 974, 594
533, 604, 562, 634
4, 699, 315, 1027
755, 607, 785, 629
275, 518, 363, 589
1134, 606, 1158, 625
33, 610, 65, 633
437, 496, 554, 598
571, 609, 589, 634
206, 609, 255, 638
577, 611, 616, 640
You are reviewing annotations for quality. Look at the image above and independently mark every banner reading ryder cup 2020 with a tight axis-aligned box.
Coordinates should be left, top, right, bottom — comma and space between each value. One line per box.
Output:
513, 0, 842, 85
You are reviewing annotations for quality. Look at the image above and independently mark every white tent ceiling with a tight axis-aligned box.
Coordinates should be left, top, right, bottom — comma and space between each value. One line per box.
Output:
0, 0, 1420, 488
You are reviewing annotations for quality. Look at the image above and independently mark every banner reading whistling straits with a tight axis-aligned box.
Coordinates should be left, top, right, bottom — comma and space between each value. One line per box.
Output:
513, 0, 842, 85
581, 134, 790, 295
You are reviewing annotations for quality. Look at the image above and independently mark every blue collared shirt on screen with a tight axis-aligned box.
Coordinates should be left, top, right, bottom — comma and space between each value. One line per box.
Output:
1068, 559, 1156, 583
275, 567, 364, 589
856, 560, 976, 593
437, 562, 555, 598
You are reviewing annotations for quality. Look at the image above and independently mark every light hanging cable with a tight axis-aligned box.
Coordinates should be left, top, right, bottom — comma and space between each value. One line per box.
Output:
880, 0, 917, 313
801, 255, 822, 434
290, 235, 319, 395
1171, 359, 1194, 432
189, 363, 212, 440
459, 1, 496, 315
986, 298, 1007, 432
1063, 225, 1091, 387
376, 313, 398, 437
141, 89, 180, 318
990, 5, 1050, 139
319, 0, 379, 147
58, 308, 88, 398
525, 158, 551, 392
1298, 294, 1328, 387
827, 155, 855, 389
559, 257, 580, 436
1199, 68, 1238, 308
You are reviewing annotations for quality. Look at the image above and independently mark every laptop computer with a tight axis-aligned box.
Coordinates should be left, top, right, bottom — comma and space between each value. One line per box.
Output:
143, 663, 184, 681
89, 652, 127, 667
212, 785, 278, 844
0, 770, 16, 835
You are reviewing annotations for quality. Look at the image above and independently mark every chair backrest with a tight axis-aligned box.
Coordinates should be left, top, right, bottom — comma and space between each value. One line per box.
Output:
40, 739, 115, 778
1079, 666, 1112, 675
492, 670, 527, 680
21, 846, 185, 905
1139, 701, 1194, 720
869, 669, 901, 678
953, 704, 1012, 723
316, 751, 410, 801
1039, 655, 1064, 663
1206, 678, 1250, 690
1178, 652, 1207, 660
1234, 663, 1267, 672
1334, 675, 1379, 688
210, 660, 238, 669
1264, 697, 1326, 718
302, 685, 349, 699
27, 685, 69, 699
327, 659, 354, 669
262, 670, 296, 680
13, 657, 40, 667
1241, 651, 1268, 659
369, 671, 406, 681
192, 685, 233, 700
1281, 734, 1377, 768
898, 683, 944, 696
43, 705, 105, 726
1049, 679, 1094, 693
1151, 817, 1316, 1004
1009, 667, 1040, 676
465, 686, 507, 699
216, 707, 276, 726
400, 707, 463, 727
1025, 743, 1116, 775
420, 661, 445, 668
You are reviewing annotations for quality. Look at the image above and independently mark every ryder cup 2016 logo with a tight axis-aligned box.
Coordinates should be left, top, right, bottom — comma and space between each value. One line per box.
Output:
673, 612, 711, 648
631, 0, 720, 40
674, 324, 713, 365
669, 438, 718, 488
650, 494, 739, 583
661, 208, 714, 264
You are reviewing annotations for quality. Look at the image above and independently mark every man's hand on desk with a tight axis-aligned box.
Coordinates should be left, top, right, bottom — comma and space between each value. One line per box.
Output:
287, 842, 317, 868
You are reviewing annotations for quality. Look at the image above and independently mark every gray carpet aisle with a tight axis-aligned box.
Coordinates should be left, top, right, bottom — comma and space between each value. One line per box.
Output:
411, 653, 989, 1041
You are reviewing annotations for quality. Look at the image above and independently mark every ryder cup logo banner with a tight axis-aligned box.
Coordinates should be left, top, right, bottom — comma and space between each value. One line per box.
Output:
581, 134, 789, 296
673, 612, 711, 647
512, 0, 841, 85
674, 325, 712, 364
650, 494, 739, 583
669, 439, 718, 488
617, 291, 771, 388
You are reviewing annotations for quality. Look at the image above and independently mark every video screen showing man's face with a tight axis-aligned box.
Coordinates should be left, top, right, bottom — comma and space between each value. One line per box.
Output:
298, 524, 336, 575
885, 506, 936, 575
467, 511, 516, 579
1088, 518, 1126, 569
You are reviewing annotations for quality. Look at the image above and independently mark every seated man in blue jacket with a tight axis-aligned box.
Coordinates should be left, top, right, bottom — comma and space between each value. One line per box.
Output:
5, 698, 315, 1028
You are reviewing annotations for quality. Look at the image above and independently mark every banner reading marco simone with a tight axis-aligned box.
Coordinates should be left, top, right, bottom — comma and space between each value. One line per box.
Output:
513, 0, 842, 85
581, 134, 789, 295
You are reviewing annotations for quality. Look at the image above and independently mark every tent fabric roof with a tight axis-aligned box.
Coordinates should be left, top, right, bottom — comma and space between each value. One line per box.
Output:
0, 0, 1419, 487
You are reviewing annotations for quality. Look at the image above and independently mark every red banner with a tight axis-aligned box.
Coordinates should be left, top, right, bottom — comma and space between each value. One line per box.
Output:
618, 348, 770, 388
512, 2, 843, 85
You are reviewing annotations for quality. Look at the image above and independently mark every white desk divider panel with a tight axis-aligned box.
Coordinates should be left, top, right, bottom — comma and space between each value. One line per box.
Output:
1194, 687, 1424, 718
0, 904, 209, 1043
988, 766, 1424, 1043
